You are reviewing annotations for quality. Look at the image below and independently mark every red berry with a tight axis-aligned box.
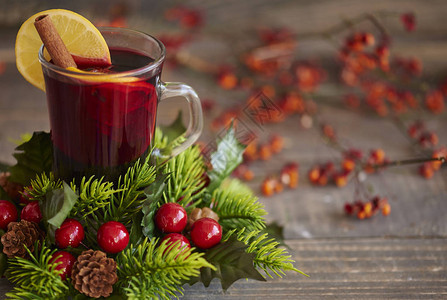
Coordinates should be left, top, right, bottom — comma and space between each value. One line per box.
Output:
20, 201, 42, 223
55, 218, 85, 249
161, 233, 191, 255
49, 250, 76, 280
97, 221, 129, 254
0, 200, 18, 230
155, 203, 187, 233
190, 218, 222, 249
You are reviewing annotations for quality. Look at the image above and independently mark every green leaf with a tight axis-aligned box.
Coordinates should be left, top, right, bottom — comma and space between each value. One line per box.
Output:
160, 111, 186, 143
40, 182, 78, 242
189, 238, 266, 291
8, 131, 52, 186
207, 126, 246, 192
141, 174, 168, 239
129, 211, 144, 247
0, 161, 10, 172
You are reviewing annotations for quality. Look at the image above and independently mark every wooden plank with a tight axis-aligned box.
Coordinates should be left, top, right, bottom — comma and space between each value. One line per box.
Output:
1, 237, 446, 299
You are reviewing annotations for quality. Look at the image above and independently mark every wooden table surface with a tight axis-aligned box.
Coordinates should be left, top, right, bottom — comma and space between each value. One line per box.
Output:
1, 0, 447, 299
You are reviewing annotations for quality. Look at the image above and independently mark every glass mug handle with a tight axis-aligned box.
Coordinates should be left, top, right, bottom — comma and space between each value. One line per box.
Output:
156, 81, 203, 158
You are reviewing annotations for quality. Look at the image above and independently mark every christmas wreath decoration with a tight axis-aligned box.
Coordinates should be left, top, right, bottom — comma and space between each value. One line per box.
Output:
0, 119, 305, 299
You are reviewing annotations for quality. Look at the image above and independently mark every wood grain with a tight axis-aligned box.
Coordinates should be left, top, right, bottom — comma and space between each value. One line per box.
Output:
1, 237, 445, 299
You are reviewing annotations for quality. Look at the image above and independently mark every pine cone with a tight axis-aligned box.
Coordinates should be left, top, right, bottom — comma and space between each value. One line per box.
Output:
187, 207, 219, 229
71, 250, 118, 298
1, 220, 44, 258
0, 172, 23, 201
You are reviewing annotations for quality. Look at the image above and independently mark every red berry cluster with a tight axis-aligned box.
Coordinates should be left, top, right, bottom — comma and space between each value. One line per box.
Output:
52, 219, 129, 280
232, 135, 285, 183
335, 13, 443, 118
0, 186, 44, 231
407, 121, 439, 148
244, 134, 284, 163
308, 148, 388, 187
155, 203, 222, 251
344, 196, 391, 220
261, 162, 299, 197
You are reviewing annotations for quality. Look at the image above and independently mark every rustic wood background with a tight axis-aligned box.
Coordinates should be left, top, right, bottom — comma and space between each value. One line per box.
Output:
1, 0, 446, 298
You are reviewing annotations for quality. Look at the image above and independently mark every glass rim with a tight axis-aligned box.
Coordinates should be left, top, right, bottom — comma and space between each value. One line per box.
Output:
38, 26, 166, 78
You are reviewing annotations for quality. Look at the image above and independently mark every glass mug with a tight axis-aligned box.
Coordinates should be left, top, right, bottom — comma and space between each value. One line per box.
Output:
39, 27, 203, 182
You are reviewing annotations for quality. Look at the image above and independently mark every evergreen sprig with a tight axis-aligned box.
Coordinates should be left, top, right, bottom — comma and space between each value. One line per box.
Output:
162, 146, 206, 209
212, 179, 267, 232
117, 238, 215, 299
107, 157, 157, 224
232, 229, 308, 278
69, 176, 118, 222
27, 172, 62, 201
6, 244, 68, 299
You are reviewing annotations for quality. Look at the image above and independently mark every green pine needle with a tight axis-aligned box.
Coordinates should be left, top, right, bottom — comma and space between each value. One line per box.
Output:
232, 229, 308, 279
69, 176, 118, 221
27, 172, 62, 201
213, 179, 267, 232
162, 146, 206, 209
117, 238, 215, 299
6, 245, 69, 299
107, 157, 157, 224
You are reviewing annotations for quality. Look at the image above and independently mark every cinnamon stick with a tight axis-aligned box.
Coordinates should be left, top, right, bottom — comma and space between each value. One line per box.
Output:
34, 14, 77, 68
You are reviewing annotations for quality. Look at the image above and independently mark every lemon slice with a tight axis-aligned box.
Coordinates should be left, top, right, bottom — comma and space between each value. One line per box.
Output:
15, 9, 111, 91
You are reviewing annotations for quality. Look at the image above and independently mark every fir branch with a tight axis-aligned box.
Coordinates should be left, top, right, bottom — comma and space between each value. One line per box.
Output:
162, 146, 206, 209
117, 238, 215, 299
107, 157, 157, 224
27, 172, 62, 201
6, 245, 69, 299
69, 176, 118, 221
220, 177, 255, 197
232, 229, 308, 278
213, 179, 267, 232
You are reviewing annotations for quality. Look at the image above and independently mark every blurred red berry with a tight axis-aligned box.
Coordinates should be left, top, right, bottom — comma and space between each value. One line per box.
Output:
401, 13, 416, 32
407, 121, 425, 139
261, 177, 277, 196
419, 162, 434, 179
217, 67, 238, 90
344, 94, 361, 109
269, 135, 284, 154
425, 90, 444, 114
431, 148, 446, 171
344, 148, 363, 160
280, 163, 299, 188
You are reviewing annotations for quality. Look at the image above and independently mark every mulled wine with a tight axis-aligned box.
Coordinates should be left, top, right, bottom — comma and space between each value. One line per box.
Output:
39, 27, 203, 184
44, 48, 159, 182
